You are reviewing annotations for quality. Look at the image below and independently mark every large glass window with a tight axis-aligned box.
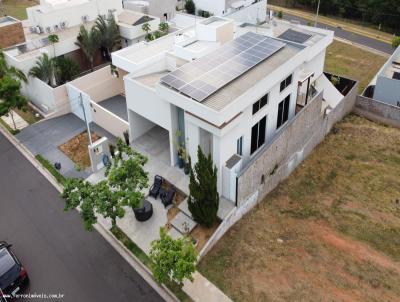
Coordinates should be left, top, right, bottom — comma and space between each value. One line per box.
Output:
250, 116, 267, 155
277, 95, 290, 129
280, 74, 293, 92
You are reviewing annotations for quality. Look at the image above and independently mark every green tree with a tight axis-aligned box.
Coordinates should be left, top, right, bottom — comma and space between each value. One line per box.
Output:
187, 146, 219, 227
62, 139, 149, 230
54, 56, 81, 84
75, 25, 100, 71
95, 14, 121, 61
142, 22, 153, 41
185, 0, 196, 15
149, 228, 196, 284
0, 76, 28, 130
158, 22, 169, 34
0, 51, 27, 83
48, 34, 59, 58
28, 53, 56, 87
392, 36, 400, 49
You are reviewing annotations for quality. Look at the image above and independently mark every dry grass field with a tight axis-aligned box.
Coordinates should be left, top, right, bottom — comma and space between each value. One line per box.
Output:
198, 115, 400, 302
324, 40, 387, 93
1, 0, 39, 20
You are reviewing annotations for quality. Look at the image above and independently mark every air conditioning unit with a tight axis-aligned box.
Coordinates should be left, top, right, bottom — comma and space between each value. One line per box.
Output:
222, 154, 242, 202
54, 24, 59, 31
45, 26, 51, 33
59, 21, 65, 29
82, 15, 89, 23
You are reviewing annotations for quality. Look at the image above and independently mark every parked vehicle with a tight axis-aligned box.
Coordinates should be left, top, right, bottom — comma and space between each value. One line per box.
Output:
0, 242, 29, 299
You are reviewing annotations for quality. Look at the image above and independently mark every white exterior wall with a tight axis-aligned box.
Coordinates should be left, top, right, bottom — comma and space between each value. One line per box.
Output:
27, 0, 123, 29
373, 77, 400, 106
193, 0, 226, 16
118, 17, 160, 41
225, 0, 267, 24
125, 77, 172, 132
124, 0, 177, 20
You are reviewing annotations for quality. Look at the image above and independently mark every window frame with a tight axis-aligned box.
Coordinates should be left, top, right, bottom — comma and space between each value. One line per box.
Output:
236, 136, 243, 156
276, 94, 291, 129
280, 74, 293, 93
252, 93, 269, 115
250, 115, 267, 155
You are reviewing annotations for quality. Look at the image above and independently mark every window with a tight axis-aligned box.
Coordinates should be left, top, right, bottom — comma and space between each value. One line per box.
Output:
252, 93, 269, 115
251, 116, 267, 155
276, 95, 290, 129
280, 74, 293, 92
236, 136, 243, 156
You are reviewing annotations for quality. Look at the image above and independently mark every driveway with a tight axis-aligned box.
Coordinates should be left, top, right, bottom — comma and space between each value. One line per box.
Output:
16, 113, 116, 179
0, 131, 163, 302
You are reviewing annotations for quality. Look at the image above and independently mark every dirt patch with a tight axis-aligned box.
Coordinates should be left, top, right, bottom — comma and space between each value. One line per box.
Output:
198, 115, 400, 302
191, 221, 220, 252
59, 131, 100, 168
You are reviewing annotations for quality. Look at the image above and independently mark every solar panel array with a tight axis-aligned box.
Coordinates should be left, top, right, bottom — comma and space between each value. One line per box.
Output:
160, 32, 286, 102
278, 29, 312, 44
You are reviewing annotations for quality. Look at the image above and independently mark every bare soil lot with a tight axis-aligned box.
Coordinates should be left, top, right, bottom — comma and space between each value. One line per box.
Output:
198, 115, 400, 302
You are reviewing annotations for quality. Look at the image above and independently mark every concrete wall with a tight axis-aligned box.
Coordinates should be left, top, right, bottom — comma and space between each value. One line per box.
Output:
69, 65, 124, 103
354, 95, 400, 128
90, 101, 129, 138
237, 81, 358, 206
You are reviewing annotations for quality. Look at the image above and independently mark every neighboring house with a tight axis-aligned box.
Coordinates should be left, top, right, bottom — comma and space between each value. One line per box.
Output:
123, 0, 178, 21
194, 0, 267, 24
111, 16, 335, 204
371, 46, 400, 107
117, 10, 161, 47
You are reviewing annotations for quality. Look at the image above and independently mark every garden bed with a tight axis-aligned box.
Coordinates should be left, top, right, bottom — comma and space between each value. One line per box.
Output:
59, 131, 100, 169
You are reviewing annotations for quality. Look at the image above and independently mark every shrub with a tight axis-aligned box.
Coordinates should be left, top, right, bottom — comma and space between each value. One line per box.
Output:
277, 11, 283, 19
188, 146, 219, 227
392, 36, 400, 49
185, 0, 196, 15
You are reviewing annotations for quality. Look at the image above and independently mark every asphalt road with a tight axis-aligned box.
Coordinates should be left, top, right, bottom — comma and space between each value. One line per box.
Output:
279, 12, 394, 54
0, 132, 163, 302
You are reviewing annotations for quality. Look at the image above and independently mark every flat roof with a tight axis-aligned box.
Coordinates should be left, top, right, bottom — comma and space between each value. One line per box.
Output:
118, 10, 154, 27
202, 43, 302, 111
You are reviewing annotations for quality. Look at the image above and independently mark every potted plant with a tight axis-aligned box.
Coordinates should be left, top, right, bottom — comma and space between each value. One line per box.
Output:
177, 146, 185, 169
182, 149, 190, 175
109, 144, 115, 158
123, 130, 130, 146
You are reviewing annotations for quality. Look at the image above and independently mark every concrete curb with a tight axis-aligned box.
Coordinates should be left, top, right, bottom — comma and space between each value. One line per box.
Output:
0, 124, 179, 302
334, 37, 390, 58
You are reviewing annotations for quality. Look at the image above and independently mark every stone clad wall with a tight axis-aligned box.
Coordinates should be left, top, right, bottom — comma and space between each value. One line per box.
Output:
354, 95, 400, 128
0, 22, 25, 48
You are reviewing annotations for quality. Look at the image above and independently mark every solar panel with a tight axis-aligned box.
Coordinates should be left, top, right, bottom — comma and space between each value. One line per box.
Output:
160, 32, 286, 102
277, 29, 312, 44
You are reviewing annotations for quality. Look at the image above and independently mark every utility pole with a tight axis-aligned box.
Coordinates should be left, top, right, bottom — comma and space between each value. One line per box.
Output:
79, 93, 93, 146
314, 0, 321, 27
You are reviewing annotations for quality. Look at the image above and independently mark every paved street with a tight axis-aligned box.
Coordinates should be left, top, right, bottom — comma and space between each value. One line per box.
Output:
0, 132, 163, 302
279, 12, 394, 54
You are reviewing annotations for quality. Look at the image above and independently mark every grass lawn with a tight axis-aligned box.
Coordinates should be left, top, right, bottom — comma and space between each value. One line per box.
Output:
324, 40, 387, 93
2, 0, 39, 20
198, 115, 400, 302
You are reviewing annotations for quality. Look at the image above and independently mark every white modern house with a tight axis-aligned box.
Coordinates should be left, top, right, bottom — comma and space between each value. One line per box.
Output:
111, 16, 335, 203
123, 0, 178, 21
371, 46, 400, 107
193, 0, 266, 24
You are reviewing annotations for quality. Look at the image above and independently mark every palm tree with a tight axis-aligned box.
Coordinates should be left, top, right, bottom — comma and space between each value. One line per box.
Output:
54, 56, 80, 84
94, 15, 121, 61
75, 25, 100, 71
48, 34, 59, 58
0, 51, 27, 83
28, 53, 55, 87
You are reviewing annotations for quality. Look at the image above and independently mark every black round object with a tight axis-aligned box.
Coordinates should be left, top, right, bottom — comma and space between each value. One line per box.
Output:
54, 162, 61, 170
